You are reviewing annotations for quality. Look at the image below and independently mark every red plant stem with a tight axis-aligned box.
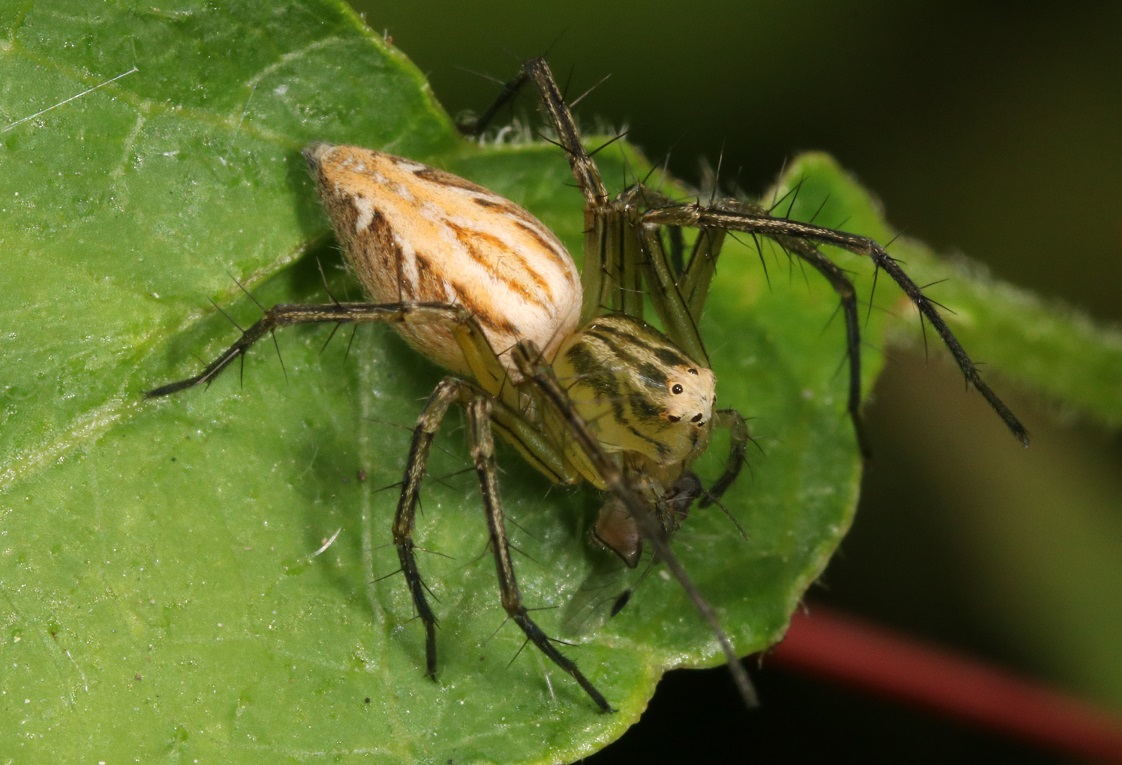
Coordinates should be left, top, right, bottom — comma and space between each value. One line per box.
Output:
769, 606, 1122, 763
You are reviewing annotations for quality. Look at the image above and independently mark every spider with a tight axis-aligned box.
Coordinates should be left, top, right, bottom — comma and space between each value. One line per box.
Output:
148, 58, 1028, 713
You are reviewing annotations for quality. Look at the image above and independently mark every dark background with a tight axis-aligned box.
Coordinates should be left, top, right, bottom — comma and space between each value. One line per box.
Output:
350, 2, 1122, 761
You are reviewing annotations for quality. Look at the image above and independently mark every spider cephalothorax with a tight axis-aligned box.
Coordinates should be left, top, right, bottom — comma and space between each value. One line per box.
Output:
149, 57, 1027, 712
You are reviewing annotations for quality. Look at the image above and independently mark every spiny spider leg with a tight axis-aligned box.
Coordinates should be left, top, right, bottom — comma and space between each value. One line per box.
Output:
476, 58, 761, 707
466, 395, 614, 713
512, 341, 759, 707
463, 58, 628, 324
642, 202, 1030, 446
391, 377, 463, 683
484, 57, 1028, 450
460, 58, 609, 207
630, 183, 868, 452
767, 229, 867, 455
524, 67, 749, 522
477, 57, 1025, 716
621, 183, 727, 338
705, 408, 751, 505
678, 227, 726, 323
390, 379, 613, 710
146, 302, 496, 398
150, 297, 619, 709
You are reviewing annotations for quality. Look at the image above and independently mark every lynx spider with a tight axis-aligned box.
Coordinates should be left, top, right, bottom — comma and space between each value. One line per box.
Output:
149, 58, 1028, 712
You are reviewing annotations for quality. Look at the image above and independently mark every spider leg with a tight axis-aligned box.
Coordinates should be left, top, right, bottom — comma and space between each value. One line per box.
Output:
456, 67, 531, 138
391, 377, 610, 709
642, 202, 1031, 448
466, 395, 614, 712
679, 226, 726, 323
392, 377, 466, 681
614, 183, 726, 366
480, 59, 760, 709
150, 294, 622, 705
147, 301, 505, 400
462, 58, 609, 207
705, 408, 751, 505
512, 341, 759, 708
628, 205, 710, 365
487, 399, 583, 486
521, 58, 609, 207
770, 230, 868, 455
504, 58, 650, 326
622, 183, 728, 328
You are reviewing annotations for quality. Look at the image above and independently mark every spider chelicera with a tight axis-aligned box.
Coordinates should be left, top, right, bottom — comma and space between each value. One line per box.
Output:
148, 58, 1028, 712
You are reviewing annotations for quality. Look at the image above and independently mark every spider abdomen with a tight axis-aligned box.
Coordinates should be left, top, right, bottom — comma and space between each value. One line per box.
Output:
554, 314, 716, 467
304, 143, 582, 378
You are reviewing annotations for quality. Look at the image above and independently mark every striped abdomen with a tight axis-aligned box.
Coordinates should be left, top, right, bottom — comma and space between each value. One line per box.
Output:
304, 143, 581, 379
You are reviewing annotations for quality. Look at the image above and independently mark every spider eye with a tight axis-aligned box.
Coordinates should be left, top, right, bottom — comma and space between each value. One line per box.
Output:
691, 413, 703, 423
687, 368, 698, 375
671, 383, 684, 395
667, 414, 681, 423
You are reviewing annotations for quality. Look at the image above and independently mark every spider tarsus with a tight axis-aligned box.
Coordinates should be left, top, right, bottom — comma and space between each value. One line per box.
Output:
511, 612, 614, 713
850, 415, 873, 461
456, 67, 529, 137
145, 376, 203, 398
609, 590, 632, 618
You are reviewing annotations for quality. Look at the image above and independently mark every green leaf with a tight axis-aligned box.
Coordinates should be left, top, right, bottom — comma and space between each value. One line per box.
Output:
2, 2, 1113, 763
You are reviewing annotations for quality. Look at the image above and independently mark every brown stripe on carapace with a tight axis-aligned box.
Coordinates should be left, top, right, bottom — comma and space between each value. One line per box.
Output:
634, 361, 670, 391
624, 419, 672, 459
627, 390, 662, 420
652, 344, 697, 371
566, 340, 670, 456
584, 323, 657, 377
589, 318, 697, 370
564, 341, 621, 398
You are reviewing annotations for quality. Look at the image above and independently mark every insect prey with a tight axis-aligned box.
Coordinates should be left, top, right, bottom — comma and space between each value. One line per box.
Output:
148, 57, 1028, 713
